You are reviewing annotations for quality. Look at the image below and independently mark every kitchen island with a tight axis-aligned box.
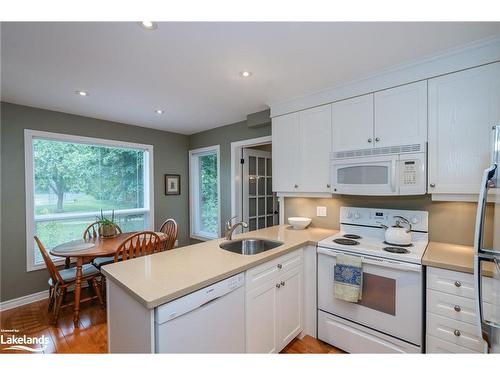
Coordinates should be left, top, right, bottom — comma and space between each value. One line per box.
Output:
102, 225, 336, 353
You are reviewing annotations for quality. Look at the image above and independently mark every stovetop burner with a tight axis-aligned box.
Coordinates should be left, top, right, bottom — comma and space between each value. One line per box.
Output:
343, 234, 362, 239
333, 238, 360, 246
383, 246, 410, 254
383, 241, 413, 247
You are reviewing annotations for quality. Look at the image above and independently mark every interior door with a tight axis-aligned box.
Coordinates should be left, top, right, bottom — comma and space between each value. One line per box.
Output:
374, 81, 427, 148
332, 93, 374, 153
242, 148, 278, 232
299, 104, 332, 192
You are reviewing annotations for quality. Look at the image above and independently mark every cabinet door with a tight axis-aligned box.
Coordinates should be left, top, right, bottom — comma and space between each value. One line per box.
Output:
298, 104, 332, 192
272, 112, 300, 192
246, 281, 278, 353
374, 81, 427, 147
332, 93, 374, 153
428, 62, 500, 195
277, 266, 303, 351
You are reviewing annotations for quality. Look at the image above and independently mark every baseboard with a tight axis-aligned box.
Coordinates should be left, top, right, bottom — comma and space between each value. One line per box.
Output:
0, 290, 49, 312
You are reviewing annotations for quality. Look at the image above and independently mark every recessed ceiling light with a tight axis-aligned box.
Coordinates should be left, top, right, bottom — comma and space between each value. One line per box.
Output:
139, 21, 157, 30
75, 90, 88, 96
155, 109, 164, 115
240, 71, 252, 78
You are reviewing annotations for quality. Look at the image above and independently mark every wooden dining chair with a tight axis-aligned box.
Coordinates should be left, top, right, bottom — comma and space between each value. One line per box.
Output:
34, 236, 104, 323
113, 231, 162, 262
85, 221, 123, 270
159, 218, 178, 251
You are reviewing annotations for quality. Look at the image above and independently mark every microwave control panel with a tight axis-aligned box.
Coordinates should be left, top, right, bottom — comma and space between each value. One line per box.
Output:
401, 161, 417, 185
398, 153, 426, 195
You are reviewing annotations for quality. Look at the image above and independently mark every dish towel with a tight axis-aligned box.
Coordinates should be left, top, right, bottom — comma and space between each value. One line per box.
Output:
334, 253, 363, 302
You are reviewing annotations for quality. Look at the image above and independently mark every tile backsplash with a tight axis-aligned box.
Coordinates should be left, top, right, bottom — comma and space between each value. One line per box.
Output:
283, 195, 492, 246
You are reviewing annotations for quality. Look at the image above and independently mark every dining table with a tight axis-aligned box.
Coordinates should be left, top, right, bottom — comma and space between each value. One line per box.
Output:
50, 231, 168, 326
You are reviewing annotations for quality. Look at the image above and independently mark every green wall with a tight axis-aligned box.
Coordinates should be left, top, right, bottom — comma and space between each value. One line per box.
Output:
188, 119, 271, 238
0, 102, 190, 302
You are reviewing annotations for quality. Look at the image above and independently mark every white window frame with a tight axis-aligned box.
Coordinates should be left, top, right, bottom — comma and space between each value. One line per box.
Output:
24, 129, 155, 272
189, 145, 221, 241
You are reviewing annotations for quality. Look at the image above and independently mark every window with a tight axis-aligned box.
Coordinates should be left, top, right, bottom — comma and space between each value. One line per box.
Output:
189, 145, 220, 240
25, 130, 154, 271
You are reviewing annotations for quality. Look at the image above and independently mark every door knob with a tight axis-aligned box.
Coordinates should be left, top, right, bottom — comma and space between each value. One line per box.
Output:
327, 184, 331, 188
375, 137, 380, 142
454, 281, 462, 288
430, 183, 436, 188
368, 138, 373, 143
276, 283, 281, 289
454, 329, 461, 337
280, 281, 285, 286
294, 184, 298, 188
277, 264, 282, 269
454, 305, 461, 312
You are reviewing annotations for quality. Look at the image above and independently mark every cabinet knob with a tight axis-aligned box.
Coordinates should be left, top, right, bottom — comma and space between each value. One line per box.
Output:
277, 264, 282, 269
368, 138, 373, 143
327, 184, 331, 188
280, 281, 285, 287
294, 184, 298, 188
430, 183, 436, 188
375, 137, 380, 142
454, 281, 462, 288
454, 305, 461, 312
454, 329, 461, 337
276, 283, 281, 289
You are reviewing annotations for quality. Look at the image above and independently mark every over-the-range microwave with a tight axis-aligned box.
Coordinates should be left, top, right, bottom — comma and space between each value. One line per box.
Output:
330, 143, 427, 196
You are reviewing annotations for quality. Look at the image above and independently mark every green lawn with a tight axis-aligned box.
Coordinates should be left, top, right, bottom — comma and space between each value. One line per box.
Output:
35, 193, 137, 215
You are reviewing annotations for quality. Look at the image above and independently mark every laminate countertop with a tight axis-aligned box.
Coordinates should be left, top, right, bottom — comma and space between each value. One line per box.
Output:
422, 241, 476, 274
101, 225, 337, 309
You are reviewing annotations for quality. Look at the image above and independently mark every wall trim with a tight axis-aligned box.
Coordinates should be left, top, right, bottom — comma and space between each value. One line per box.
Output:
0, 290, 49, 312
270, 35, 500, 117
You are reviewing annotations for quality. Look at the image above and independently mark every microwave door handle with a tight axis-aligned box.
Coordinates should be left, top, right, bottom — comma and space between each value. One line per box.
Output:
391, 158, 397, 193
474, 164, 497, 254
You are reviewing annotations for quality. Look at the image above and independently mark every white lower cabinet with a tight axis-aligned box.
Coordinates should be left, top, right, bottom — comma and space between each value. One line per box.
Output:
426, 267, 487, 353
245, 249, 304, 353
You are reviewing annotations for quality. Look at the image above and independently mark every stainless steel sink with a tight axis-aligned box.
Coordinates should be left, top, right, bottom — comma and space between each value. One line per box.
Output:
219, 238, 284, 255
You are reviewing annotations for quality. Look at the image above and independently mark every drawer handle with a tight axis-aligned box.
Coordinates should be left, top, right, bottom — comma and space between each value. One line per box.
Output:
277, 264, 282, 269
454, 329, 461, 337
276, 283, 281, 289
280, 281, 285, 287
454, 305, 461, 312
454, 281, 462, 287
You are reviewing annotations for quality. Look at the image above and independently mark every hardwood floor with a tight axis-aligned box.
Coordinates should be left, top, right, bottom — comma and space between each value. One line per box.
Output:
1, 292, 343, 354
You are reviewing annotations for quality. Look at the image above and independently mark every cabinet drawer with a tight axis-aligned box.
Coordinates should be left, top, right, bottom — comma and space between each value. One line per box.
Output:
427, 289, 478, 325
427, 313, 485, 352
426, 335, 479, 353
427, 267, 474, 299
245, 249, 302, 291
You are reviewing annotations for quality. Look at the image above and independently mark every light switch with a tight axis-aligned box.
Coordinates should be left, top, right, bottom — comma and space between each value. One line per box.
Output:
316, 206, 327, 217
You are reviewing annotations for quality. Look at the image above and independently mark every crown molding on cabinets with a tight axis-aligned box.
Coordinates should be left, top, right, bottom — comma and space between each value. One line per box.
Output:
269, 35, 500, 118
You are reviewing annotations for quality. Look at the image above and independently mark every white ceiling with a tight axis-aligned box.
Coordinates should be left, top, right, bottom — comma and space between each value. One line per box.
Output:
2, 22, 500, 135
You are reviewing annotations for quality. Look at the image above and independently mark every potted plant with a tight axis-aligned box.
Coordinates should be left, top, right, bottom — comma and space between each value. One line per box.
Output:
96, 209, 118, 238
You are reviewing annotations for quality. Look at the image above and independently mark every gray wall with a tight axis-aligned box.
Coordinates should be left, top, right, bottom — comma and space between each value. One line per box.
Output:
0, 102, 190, 302
188, 119, 271, 238
284, 195, 492, 247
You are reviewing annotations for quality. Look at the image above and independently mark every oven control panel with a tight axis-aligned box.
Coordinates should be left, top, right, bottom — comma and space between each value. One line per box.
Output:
340, 207, 428, 232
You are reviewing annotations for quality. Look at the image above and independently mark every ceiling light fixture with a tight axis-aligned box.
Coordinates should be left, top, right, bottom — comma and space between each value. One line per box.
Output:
155, 109, 164, 115
240, 71, 252, 78
140, 21, 157, 30
75, 90, 88, 96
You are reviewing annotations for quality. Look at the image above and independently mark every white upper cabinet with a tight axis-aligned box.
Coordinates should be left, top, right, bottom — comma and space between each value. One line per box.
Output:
428, 62, 500, 197
374, 81, 427, 148
332, 93, 374, 152
272, 104, 332, 194
299, 105, 332, 192
272, 112, 300, 192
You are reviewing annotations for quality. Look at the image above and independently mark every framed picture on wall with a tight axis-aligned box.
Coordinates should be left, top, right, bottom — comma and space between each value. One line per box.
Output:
165, 174, 180, 195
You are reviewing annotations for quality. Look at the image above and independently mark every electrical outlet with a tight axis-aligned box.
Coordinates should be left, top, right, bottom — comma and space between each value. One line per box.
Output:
316, 206, 327, 217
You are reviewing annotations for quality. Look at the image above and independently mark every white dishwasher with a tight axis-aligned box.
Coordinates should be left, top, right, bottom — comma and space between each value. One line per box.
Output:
154, 273, 245, 353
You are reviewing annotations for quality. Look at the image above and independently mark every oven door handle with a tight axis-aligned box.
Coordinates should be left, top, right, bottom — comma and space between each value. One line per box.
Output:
317, 247, 421, 272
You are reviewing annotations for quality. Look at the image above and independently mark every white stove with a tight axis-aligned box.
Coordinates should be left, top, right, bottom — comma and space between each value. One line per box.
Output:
317, 207, 428, 353
318, 207, 428, 264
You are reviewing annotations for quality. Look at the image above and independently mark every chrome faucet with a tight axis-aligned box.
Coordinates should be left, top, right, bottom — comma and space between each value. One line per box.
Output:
225, 216, 248, 240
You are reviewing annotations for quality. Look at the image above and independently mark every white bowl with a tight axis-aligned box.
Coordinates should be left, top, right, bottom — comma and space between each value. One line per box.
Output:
288, 217, 312, 230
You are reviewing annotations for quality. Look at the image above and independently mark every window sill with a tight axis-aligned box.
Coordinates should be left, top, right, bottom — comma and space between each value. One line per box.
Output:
190, 233, 219, 242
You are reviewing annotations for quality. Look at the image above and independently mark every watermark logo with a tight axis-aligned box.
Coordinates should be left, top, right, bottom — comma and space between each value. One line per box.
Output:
1, 329, 49, 353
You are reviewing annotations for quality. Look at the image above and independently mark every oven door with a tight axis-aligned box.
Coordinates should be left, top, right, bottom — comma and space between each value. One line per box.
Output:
317, 247, 422, 346
331, 155, 398, 195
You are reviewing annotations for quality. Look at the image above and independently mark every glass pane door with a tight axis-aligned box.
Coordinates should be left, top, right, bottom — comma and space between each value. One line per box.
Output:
242, 147, 278, 232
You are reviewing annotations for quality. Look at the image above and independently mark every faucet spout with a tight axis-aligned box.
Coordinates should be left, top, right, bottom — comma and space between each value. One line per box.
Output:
225, 220, 248, 240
